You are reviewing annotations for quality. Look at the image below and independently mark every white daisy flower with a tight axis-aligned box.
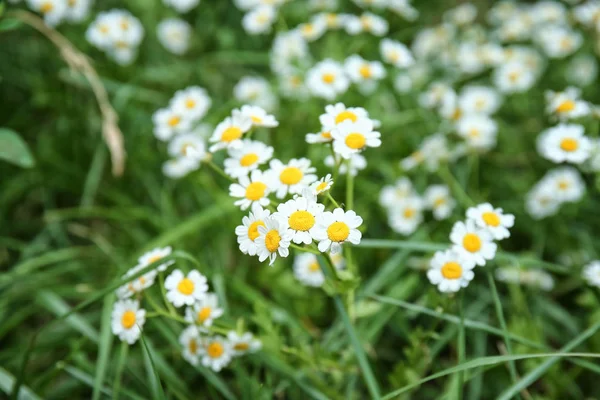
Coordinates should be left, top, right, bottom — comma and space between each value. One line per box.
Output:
346, 12, 388, 36
545, 88, 590, 120
458, 86, 502, 115
305, 128, 334, 144
162, 157, 198, 179
224, 139, 273, 179
311, 174, 333, 195
86, 12, 116, 50
388, 196, 424, 236
297, 20, 327, 41
266, 158, 317, 199
306, 59, 350, 100
525, 180, 561, 220
456, 114, 498, 151
209, 111, 252, 152
157, 18, 192, 55
28, 0, 67, 26
566, 55, 598, 87
200, 336, 232, 372
185, 293, 224, 327
115, 264, 157, 299
312, 12, 346, 30
444, 3, 477, 26
292, 252, 345, 287
170, 86, 211, 122
324, 153, 367, 176
493, 61, 536, 93
274, 193, 325, 244
242, 5, 276, 35
164, 269, 209, 307
332, 118, 381, 159
235, 203, 271, 256
344, 55, 386, 92
238, 105, 279, 128
466, 203, 515, 240
227, 331, 262, 356
229, 169, 272, 210
379, 177, 415, 209
163, 0, 200, 13
64, 0, 91, 22
546, 167, 585, 203
255, 216, 292, 265
424, 185, 455, 220
319, 103, 370, 132
388, 0, 419, 20
450, 220, 497, 266
536, 25, 582, 59
233, 76, 277, 111
179, 325, 202, 366
152, 107, 192, 141
111, 299, 146, 344
427, 249, 476, 293
168, 133, 207, 162
138, 246, 174, 272
401, 134, 451, 171
537, 124, 591, 164
380, 38, 414, 68
583, 261, 600, 288
495, 267, 555, 291
314, 208, 363, 254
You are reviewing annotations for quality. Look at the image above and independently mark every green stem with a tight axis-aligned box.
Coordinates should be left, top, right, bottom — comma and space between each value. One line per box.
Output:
290, 243, 321, 255
439, 164, 474, 208
457, 292, 466, 400
205, 160, 234, 182
159, 272, 178, 316
346, 160, 354, 210
326, 192, 341, 208
112, 341, 129, 400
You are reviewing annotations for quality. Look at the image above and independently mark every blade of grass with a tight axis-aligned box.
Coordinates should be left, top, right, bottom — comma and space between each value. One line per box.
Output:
456, 293, 466, 400
0, 367, 40, 400
58, 363, 145, 400
112, 341, 129, 400
92, 295, 115, 400
139, 334, 166, 400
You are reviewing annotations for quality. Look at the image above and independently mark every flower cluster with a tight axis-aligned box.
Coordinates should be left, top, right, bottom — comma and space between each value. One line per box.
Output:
25, 0, 92, 26
111, 246, 261, 372
427, 203, 515, 293
495, 266, 555, 291
157, 18, 192, 55
86, 9, 144, 65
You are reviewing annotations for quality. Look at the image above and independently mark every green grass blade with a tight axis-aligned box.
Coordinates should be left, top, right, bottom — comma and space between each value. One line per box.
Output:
92, 295, 115, 400
112, 342, 129, 400
139, 334, 166, 400
0, 367, 41, 400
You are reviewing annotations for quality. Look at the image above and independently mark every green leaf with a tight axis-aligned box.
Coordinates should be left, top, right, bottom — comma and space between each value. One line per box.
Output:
0, 367, 41, 400
0, 18, 21, 32
0, 128, 34, 168
92, 295, 115, 400
139, 334, 166, 400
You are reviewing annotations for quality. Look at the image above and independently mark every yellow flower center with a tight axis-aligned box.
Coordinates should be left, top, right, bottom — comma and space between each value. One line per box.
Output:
189, 339, 198, 354
120, 19, 130, 30
558, 179, 570, 190
245, 182, 267, 201
462, 233, 482, 253
302, 24, 314, 35
452, 108, 463, 121
280, 167, 303, 185
316, 182, 329, 192
475, 98, 486, 110
99, 24, 109, 34
207, 342, 224, 358
359, 65, 372, 79
289, 210, 315, 231
168, 116, 181, 127
221, 126, 243, 142
389, 51, 399, 62
265, 230, 281, 253
556, 100, 575, 113
403, 208, 415, 218
240, 153, 259, 167
360, 16, 371, 29
181, 144, 194, 156
121, 310, 136, 329
198, 307, 211, 323
248, 220, 265, 241
441, 261, 463, 279
345, 133, 366, 149
115, 41, 128, 49
177, 278, 195, 295
327, 221, 350, 242
322, 73, 335, 84
234, 342, 249, 351
560, 138, 578, 152
482, 212, 500, 227
68, 0, 76, 6
468, 128, 480, 138
508, 71, 520, 82
321, 131, 332, 139
434, 197, 446, 207
326, 13, 337, 26
185, 99, 196, 109
309, 262, 320, 272
251, 115, 263, 124
40, 2, 54, 13
334, 111, 358, 124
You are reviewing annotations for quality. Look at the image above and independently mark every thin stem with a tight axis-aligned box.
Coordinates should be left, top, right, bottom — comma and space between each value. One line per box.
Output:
326, 192, 341, 208
205, 159, 235, 182
159, 271, 178, 316
457, 292, 465, 400
346, 160, 354, 210
438, 164, 474, 208
290, 243, 321, 255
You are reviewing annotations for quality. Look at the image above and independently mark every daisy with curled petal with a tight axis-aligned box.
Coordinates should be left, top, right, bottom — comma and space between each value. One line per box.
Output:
165, 269, 209, 307
583, 261, 600, 288
314, 208, 363, 254
168, 133, 207, 162
185, 293, 224, 327
224, 139, 273, 179
450, 220, 497, 267
266, 158, 317, 199
274, 193, 325, 244
306, 129, 334, 144
138, 246, 174, 272
209, 111, 252, 152
427, 249, 476, 293
424, 185, 455, 221
179, 325, 202, 366
227, 331, 262, 356
466, 203, 515, 240
111, 299, 146, 344
387, 196, 424, 236
115, 264, 157, 299
229, 169, 272, 210
255, 216, 292, 265
200, 336, 232, 372
311, 174, 333, 195
170, 86, 211, 122
537, 124, 591, 164
235, 203, 271, 256
238, 105, 279, 128
319, 103, 370, 132
332, 118, 381, 159
153, 107, 192, 141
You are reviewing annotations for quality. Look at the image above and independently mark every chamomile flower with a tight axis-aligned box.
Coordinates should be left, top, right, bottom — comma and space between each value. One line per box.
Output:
319, 103, 370, 132
314, 208, 363, 254
306, 59, 350, 100
163, 0, 200, 13
380, 39, 414, 68
297, 20, 327, 41
324, 153, 367, 176
243, 5, 276, 35
185, 293, 224, 327
168, 133, 207, 162
292, 252, 345, 287
525, 180, 561, 220
157, 18, 191, 55
536, 25, 582, 59
456, 114, 498, 151
153, 107, 192, 141
444, 3, 477, 26
234, 76, 277, 111
86, 12, 116, 50
495, 267, 555, 291
138, 246, 174, 272
344, 55, 386, 91
311, 174, 333, 195
238, 105, 279, 128
493, 61, 536, 93
64, 0, 91, 22
111, 299, 146, 344
545, 88, 590, 120
458, 86, 502, 115
200, 336, 232, 372
170, 86, 211, 121
566, 55, 598, 87
255, 216, 292, 265
401, 134, 451, 171
388, 196, 424, 236
274, 194, 325, 244
346, 12, 388, 36
28, 0, 67, 26
209, 112, 252, 152
162, 157, 198, 179
115, 264, 157, 299
165, 269, 209, 308
179, 325, 202, 366
424, 185, 455, 220
236, 204, 271, 256
224, 140, 273, 178
379, 178, 415, 209
306, 129, 334, 144
332, 118, 382, 159
466, 203, 515, 240
546, 167, 585, 203
583, 261, 600, 288
537, 124, 591, 164
312, 12, 345, 30
266, 158, 317, 198
388, 0, 419, 20
450, 220, 497, 266
229, 169, 272, 210
427, 249, 476, 293
227, 331, 262, 356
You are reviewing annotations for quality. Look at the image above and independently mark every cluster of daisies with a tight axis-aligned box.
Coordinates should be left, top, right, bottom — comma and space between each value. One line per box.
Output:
111, 246, 261, 372
495, 266, 555, 291
17, 0, 92, 26
427, 203, 515, 293
379, 178, 456, 236
86, 9, 144, 65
